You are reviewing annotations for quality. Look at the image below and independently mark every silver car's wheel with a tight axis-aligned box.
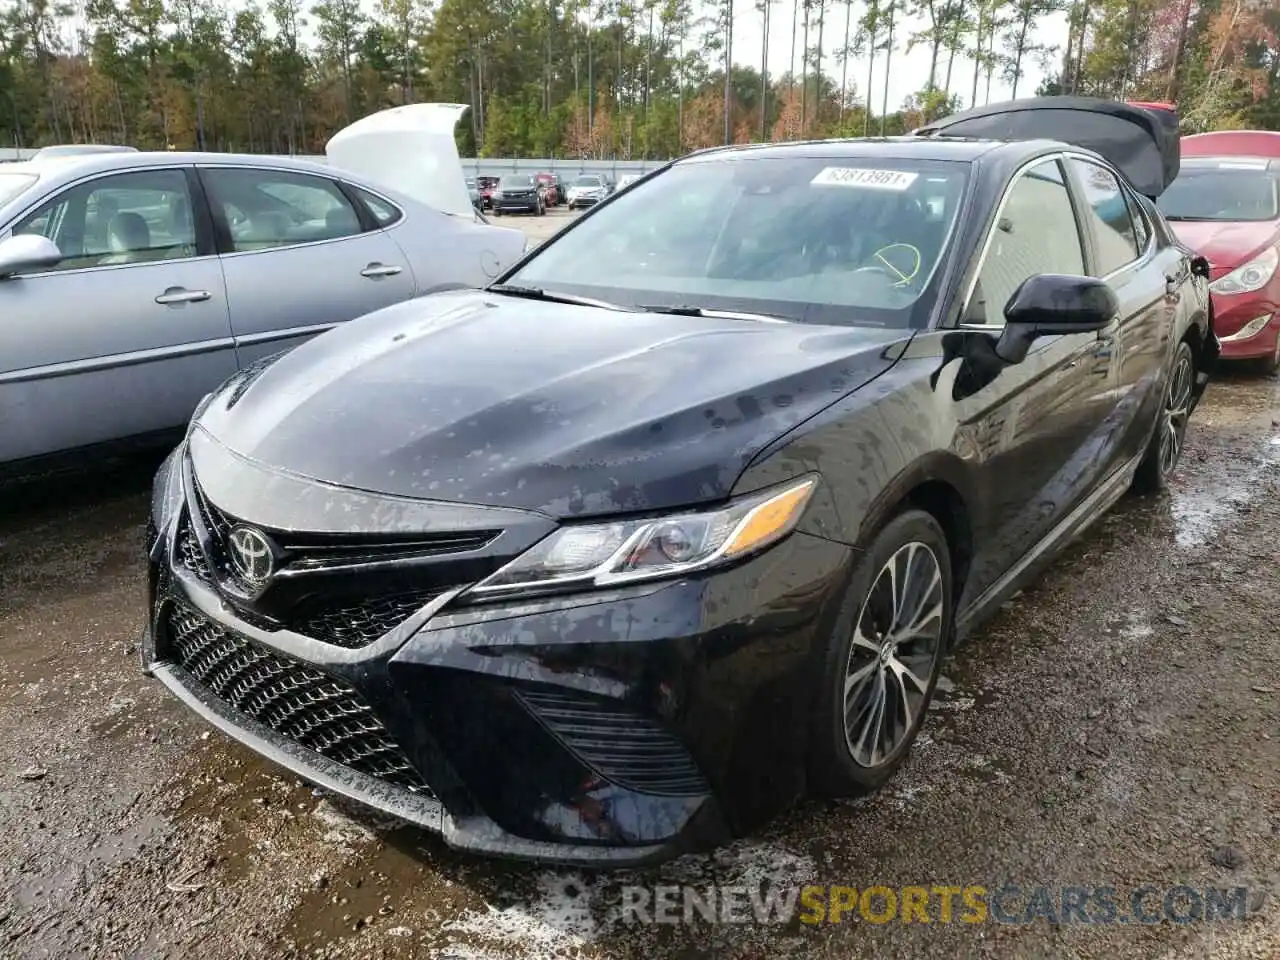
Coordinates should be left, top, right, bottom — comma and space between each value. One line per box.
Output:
842, 541, 945, 768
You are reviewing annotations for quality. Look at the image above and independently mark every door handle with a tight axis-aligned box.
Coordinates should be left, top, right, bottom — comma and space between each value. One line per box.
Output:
360, 263, 403, 278
155, 287, 211, 305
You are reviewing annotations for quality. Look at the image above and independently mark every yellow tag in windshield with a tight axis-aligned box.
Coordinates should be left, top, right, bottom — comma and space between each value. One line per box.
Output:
811, 167, 919, 190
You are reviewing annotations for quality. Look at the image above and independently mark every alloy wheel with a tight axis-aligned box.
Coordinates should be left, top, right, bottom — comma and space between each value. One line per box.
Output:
842, 541, 945, 768
1159, 351, 1194, 477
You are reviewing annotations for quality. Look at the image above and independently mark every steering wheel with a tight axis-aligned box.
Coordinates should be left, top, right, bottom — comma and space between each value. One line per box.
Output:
852, 243, 923, 288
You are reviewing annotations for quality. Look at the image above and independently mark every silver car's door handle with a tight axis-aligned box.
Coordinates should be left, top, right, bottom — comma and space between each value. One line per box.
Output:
155, 288, 211, 305
361, 263, 403, 278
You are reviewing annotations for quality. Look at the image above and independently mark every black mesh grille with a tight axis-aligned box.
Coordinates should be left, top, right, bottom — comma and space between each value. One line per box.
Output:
174, 513, 439, 649
193, 480, 232, 544
517, 688, 709, 797
166, 602, 431, 795
176, 518, 213, 582
287, 592, 441, 650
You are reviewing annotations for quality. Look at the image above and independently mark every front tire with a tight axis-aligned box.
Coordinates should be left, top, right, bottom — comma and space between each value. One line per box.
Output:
808, 509, 952, 797
1133, 339, 1195, 493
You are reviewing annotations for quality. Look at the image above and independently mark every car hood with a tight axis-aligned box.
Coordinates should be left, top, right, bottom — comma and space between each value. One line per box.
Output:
194, 290, 909, 518
325, 103, 475, 220
1168, 219, 1279, 274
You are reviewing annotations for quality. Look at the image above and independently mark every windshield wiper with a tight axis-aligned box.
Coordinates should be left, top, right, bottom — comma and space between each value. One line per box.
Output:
637, 304, 791, 324
487, 283, 635, 312
1161, 215, 1222, 222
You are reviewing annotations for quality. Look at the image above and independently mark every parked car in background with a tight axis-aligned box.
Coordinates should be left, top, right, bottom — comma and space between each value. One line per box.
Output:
566, 173, 612, 209
476, 175, 499, 209
1161, 130, 1280, 373
535, 172, 563, 206
616, 173, 642, 190
143, 97, 1216, 867
491, 174, 545, 216
0, 103, 526, 480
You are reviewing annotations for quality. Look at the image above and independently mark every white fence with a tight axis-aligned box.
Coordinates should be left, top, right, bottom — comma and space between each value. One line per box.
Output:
0, 147, 666, 178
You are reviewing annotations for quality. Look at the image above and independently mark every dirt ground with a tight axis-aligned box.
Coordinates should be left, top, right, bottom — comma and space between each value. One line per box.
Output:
1, 363, 1278, 960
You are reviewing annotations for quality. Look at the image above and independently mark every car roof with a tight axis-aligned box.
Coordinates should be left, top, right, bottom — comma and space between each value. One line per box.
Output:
677, 136, 1049, 166
12, 150, 339, 180
1180, 155, 1280, 172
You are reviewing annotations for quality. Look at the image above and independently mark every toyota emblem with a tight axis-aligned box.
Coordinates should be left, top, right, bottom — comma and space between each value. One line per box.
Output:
227, 525, 275, 584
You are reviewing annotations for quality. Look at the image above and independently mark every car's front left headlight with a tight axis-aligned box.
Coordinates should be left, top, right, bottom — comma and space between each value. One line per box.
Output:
1210, 246, 1278, 296
466, 476, 818, 601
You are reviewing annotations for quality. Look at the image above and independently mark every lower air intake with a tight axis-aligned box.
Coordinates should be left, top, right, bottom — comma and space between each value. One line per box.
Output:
516, 687, 709, 797
165, 602, 431, 795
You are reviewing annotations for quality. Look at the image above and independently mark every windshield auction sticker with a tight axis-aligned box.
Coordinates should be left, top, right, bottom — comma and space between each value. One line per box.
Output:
811, 167, 919, 190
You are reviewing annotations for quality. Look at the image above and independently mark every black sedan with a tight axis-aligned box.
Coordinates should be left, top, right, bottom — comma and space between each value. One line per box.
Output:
142, 97, 1218, 867
491, 174, 545, 216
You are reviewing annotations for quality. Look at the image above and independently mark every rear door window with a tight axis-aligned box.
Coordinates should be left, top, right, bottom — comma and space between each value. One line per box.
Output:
1068, 158, 1141, 275
201, 167, 367, 252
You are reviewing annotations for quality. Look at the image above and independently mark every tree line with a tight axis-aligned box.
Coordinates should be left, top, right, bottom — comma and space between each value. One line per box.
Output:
1, 0, 1276, 161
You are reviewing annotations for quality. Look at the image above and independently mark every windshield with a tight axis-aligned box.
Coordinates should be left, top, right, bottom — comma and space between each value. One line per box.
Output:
574, 176, 602, 187
500, 176, 534, 189
506, 156, 970, 327
1158, 163, 1279, 222
0, 172, 37, 207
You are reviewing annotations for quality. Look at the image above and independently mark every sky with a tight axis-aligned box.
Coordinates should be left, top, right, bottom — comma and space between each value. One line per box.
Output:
726, 5, 1073, 113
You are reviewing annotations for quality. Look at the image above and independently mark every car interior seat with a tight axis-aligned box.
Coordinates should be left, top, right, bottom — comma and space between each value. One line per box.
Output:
324, 205, 361, 238
100, 212, 151, 265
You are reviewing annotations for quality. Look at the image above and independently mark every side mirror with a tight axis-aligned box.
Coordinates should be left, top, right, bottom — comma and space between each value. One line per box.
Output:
994, 274, 1119, 364
0, 234, 63, 280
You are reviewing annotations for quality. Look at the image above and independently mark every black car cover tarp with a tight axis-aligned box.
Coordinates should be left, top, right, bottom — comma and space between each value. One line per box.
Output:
912, 96, 1181, 199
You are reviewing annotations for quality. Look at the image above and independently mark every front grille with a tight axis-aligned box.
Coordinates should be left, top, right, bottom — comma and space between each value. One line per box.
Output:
289, 591, 441, 649
177, 519, 212, 582
517, 688, 709, 797
173, 514, 448, 649
166, 602, 431, 794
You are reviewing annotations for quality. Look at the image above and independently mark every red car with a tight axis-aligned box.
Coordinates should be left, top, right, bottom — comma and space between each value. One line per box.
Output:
476, 175, 500, 210
534, 172, 561, 207
1159, 130, 1280, 373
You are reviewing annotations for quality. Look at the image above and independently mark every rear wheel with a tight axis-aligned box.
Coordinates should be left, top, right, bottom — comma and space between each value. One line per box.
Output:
1133, 339, 1195, 494
809, 509, 951, 797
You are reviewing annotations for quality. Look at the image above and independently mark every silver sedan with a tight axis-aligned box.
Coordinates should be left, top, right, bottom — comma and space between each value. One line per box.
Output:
0, 106, 527, 477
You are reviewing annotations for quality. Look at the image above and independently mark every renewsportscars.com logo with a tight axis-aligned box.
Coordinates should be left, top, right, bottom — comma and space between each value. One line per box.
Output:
619, 884, 1256, 926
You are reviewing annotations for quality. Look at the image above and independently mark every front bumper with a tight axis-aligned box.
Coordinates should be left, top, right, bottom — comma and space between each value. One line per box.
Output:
493, 195, 540, 213
568, 195, 602, 208
1212, 290, 1279, 361
142, 449, 850, 866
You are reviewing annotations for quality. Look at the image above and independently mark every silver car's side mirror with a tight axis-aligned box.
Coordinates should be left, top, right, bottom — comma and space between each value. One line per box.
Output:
0, 234, 63, 279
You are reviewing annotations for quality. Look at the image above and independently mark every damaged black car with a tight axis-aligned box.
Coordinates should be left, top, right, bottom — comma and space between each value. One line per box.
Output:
143, 97, 1218, 866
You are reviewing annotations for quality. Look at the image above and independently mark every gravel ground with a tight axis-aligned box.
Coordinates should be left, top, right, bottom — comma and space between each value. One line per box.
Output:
1, 298, 1277, 956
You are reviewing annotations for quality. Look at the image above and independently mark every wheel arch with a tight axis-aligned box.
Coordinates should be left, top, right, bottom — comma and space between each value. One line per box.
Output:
855, 453, 978, 627
1180, 294, 1217, 413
